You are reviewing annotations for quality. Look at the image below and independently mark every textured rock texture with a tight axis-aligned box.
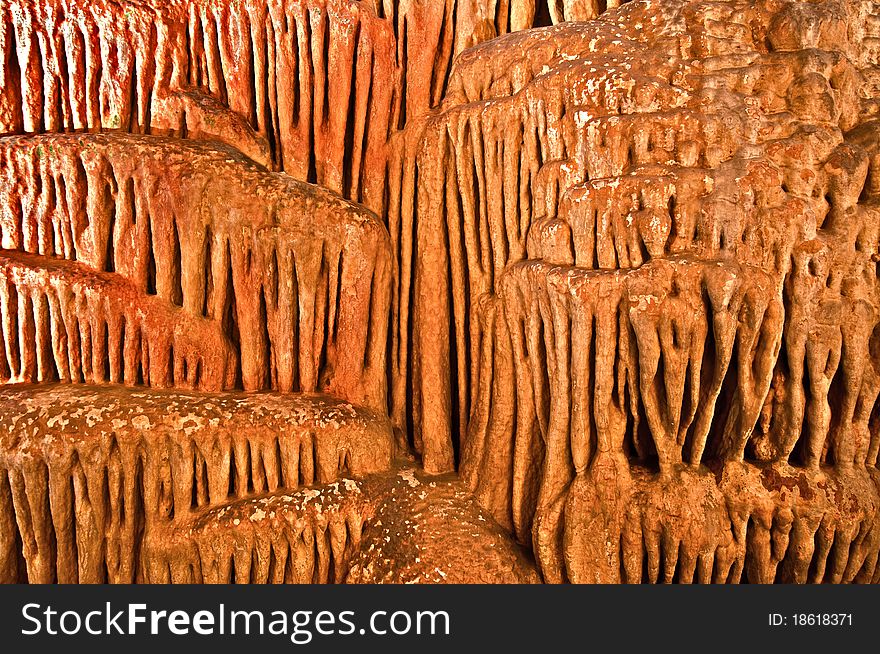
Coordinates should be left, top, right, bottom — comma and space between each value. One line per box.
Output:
0, 384, 393, 582
404, 0, 880, 583
0, 0, 397, 207
144, 469, 538, 583
0, 134, 392, 408
1, 0, 878, 585
345, 470, 541, 583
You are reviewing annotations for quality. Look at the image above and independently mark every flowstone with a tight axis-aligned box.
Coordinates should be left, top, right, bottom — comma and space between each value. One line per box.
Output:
2, 0, 879, 584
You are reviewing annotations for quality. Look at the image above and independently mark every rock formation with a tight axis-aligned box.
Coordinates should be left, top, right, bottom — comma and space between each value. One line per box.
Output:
404, 0, 880, 583
0, 384, 392, 582
0, 0, 878, 584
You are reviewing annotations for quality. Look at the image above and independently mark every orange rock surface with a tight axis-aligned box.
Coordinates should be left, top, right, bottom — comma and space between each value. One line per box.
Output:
1, 0, 879, 584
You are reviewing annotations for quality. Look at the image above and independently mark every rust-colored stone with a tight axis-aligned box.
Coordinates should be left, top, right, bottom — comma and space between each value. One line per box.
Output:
1, 0, 879, 585
0, 384, 394, 582
400, 0, 880, 582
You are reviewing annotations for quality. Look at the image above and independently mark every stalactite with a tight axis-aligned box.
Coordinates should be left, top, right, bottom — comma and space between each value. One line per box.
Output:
0, 133, 392, 410
0, 249, 239, 390
0, 384, 393, 583
1, 0, 879, 587
400, 0, 880, 581
0, 0, 400, 212
145, 477, 379, 584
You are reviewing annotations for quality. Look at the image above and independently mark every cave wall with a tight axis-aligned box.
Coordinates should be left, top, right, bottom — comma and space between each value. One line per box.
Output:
1, 0, 879, 584
403, 0, 880, 582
